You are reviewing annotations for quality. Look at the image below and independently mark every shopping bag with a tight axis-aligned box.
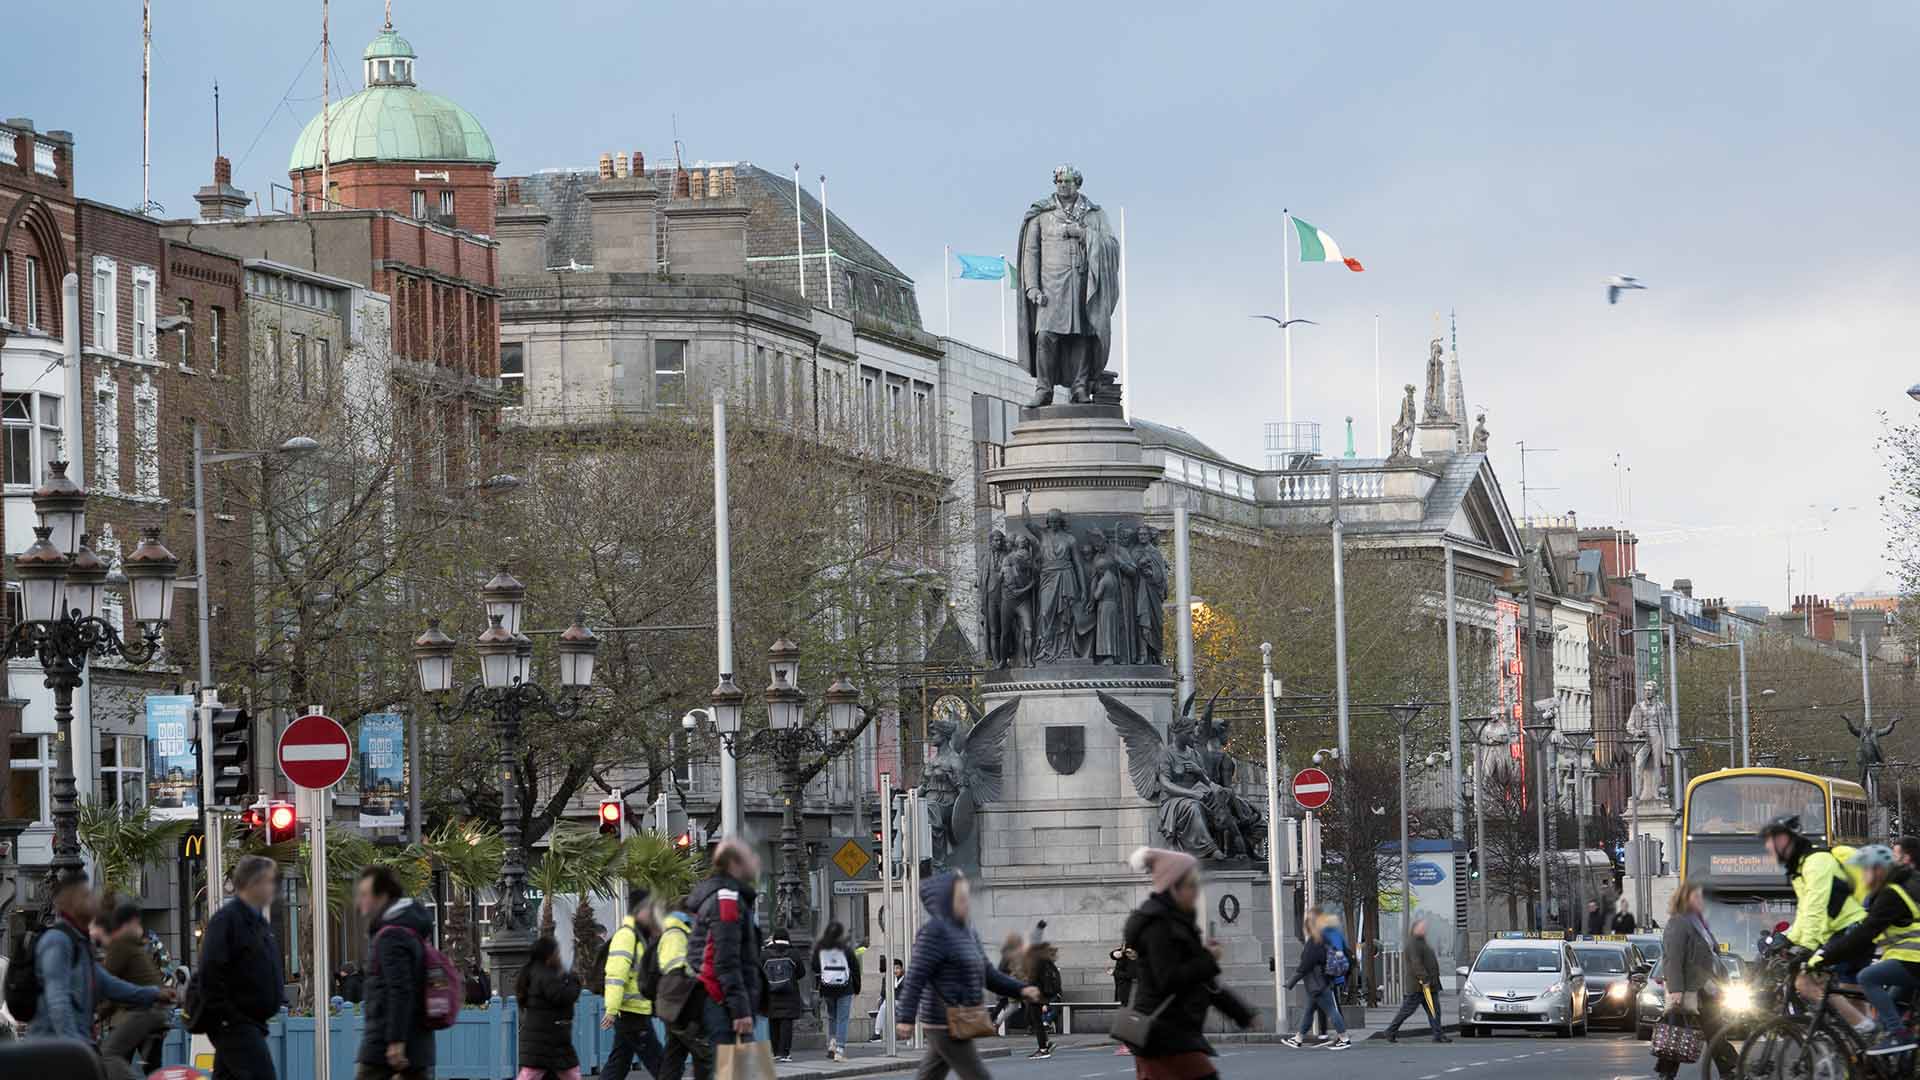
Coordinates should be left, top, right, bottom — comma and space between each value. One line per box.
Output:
716, 1040, 780, 1080
1651, 1017, 1703, 1064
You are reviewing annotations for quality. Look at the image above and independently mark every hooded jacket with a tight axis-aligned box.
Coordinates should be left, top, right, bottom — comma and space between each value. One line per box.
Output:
1125, 891, 1251, 1057
357, 896, 437, 1070
518, 962, 583, 1072
687, 872, 766, 1021
1783, 838, 1867, 950
895, 871, 1029, 1027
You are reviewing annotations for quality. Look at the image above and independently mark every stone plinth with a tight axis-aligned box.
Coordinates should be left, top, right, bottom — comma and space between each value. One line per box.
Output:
1418, 420, 1458, 457
985, 404, 1164, 517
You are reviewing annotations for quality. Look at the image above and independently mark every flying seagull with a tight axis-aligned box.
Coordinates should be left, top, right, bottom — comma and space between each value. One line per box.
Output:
1606, 275, 1647, 305
1251, 314, 1319, 328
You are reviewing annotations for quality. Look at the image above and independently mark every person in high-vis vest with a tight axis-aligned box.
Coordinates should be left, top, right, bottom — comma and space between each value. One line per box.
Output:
601, 888, 664, 1080
1765, 816, 1871, 1035
1815, 845, 1920, 1056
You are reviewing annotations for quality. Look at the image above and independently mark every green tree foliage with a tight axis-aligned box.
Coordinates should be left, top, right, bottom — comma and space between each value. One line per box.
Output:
78, 800, 196, 901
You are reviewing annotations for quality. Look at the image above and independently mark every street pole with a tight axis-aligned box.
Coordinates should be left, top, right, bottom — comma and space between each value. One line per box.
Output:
1443, 542, 1466, 962
407, 712, 422, 844
197, 688, 224, 904
1666, 624, 1681, 786
191, 428, 227, 899
1330, 460, 1351, 760
713, 390, 741, 838
1862, 635, 1874, 736
1260, 644, 1287, 1033
1535, 736, 1549, 930
1174, 506, 1194, 692
1522, 547, 1544, 928
309, 782, 331, 1080
880, 770, 895, 1059
1466, 718, 1489, 953
1737, 640, 1751, 768
1398, 720, 1412, 937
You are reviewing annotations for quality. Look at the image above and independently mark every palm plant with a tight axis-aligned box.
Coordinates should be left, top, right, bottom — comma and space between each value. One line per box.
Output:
527, 824, 620, 938
78, 799, 197, 901
619, 832, 702, 903
421, 821, 504, 975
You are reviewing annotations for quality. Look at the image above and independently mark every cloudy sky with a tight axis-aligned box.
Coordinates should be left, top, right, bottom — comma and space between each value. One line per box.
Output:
18, 0, 1917, 607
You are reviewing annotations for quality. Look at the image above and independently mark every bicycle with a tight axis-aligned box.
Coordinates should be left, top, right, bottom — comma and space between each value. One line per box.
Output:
1740, 957, 1912, 1080
1698, 947, 1797, 1080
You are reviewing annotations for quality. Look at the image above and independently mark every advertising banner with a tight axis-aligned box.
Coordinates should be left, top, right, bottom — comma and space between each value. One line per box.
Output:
144, 694, 199, 819
358, 713, 407, 829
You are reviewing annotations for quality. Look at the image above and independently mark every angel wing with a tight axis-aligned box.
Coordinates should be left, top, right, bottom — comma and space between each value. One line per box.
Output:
1199, 688, 1226, 744
1098, 691, 1167, 802
953, 698, 1020, 806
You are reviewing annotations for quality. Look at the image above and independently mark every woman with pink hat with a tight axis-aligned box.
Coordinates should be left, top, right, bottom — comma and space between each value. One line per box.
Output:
1115, 848, 1256, 1078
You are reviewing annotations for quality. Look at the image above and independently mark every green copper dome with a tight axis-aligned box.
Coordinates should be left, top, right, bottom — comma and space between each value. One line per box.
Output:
288, 29, 494, 172
363, 29, 415, 60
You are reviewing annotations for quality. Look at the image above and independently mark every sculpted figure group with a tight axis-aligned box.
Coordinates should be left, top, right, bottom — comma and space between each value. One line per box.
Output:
1100, 689, 1266, 860
979, 493, 1167, 669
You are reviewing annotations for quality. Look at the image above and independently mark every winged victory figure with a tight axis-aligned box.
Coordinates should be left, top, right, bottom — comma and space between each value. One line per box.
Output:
1098, 690, 1257, 860
919, 698, 1020, 871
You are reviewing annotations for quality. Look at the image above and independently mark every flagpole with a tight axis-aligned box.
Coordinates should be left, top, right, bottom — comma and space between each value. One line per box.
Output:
820, 174, 833, 310
1373, 313, 1382, 457
1282, 209, 1293, 433
1119, 206, 1131, 422
1000, 253, 1008, 356
943, 244, 951, 338
793, 164, 806, 300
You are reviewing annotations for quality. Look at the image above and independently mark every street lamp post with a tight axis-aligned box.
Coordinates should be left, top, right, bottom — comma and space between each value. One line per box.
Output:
1523, 703, 1558, 930
7, 461, 180, 885
1388, 701, 1427, 936
1462, 716, 1495, 953
1702, 640, 1751, 767
703, 640, 864, 942
414, 568, 599, 990
1564, 734, 1597, 931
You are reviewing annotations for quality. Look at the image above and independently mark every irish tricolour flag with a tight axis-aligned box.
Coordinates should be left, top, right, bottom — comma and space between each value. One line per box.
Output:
1292, 216, 1364, 272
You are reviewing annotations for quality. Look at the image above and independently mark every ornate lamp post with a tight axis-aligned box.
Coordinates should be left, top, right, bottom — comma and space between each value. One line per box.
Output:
414, 566, 598, 989
6, 461, 179, 885
1523, 702, 1558, 930
701, 639, 863, 941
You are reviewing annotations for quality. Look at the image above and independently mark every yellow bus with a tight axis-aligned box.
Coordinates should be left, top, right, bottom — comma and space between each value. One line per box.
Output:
1678, 767, 1871, 957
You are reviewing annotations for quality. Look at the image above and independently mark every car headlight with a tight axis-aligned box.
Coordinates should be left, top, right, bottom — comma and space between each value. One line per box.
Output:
1462, 980, 1482, 998
1639, 986, 1664, 1007
1543, 981, 1563, 997
1722, 983, 1754, 1014
1607, 982, 1630, 1000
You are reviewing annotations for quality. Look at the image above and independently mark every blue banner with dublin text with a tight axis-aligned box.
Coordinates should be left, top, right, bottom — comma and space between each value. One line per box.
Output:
954, 253, 1008, 281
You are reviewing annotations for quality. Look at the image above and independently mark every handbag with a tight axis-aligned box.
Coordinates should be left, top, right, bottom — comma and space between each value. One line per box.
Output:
931, 985, 997, 1040
1651, 1011, 1703, 1064
1109, 976, 1175, 1049
715, 1039, 779, 1080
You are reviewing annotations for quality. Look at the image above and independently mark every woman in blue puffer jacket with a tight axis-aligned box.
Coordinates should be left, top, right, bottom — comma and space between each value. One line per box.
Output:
896, 871, 1043, 1080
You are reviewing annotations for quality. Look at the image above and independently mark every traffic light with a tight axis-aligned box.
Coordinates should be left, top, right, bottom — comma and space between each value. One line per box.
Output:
210, 708, 254, 806
674, 829, 694, 851
598, 797, 624, 837
238, 804, 265, 841
265, 800, 297, 845
1467, 848, 1481, 880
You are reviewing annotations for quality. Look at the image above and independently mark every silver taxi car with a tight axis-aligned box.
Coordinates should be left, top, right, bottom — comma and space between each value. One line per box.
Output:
1457, 936, 1589, 1038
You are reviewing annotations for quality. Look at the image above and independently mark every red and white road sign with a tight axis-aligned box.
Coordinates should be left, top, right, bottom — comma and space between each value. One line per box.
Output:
278, 713, 352, 790
1292, 767, 1333, 811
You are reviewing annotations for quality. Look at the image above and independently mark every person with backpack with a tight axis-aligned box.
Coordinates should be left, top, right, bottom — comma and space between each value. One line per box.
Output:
12, 874, 171, 1052
1282, 913, 1351, 1049
762, 928, 807, 1062
192, 855, 282, 1080
650, 896, 710, 1080
601, 888, 663, 1080
99, 902, 170, 1079
517, 936, 583, 1080
354, 864, 437, 1080
811, 921, 860, 1061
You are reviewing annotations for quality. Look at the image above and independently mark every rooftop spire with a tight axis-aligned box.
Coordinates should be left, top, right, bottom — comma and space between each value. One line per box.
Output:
385, 0, 393, 30
1446, 307, 1468, 451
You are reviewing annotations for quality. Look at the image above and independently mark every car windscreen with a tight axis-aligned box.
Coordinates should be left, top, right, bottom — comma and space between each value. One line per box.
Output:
1574, 948, 1628, 974
1475, 948, 1560, 973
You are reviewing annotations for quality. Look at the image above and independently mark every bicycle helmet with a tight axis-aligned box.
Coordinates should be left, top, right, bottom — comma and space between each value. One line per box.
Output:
1759, 814, 1803, 841
1849, 844, 1895, 871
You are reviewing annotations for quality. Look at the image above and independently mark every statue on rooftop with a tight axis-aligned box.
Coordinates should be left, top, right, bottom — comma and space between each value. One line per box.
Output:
1389, 384, 1417, 460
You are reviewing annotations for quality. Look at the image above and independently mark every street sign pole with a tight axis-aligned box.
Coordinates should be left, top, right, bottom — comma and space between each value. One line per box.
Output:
879, 771, 895, 1060
1260, 644, 1287, 1034
197, 688, 225, 909
308, 781, 330, 1080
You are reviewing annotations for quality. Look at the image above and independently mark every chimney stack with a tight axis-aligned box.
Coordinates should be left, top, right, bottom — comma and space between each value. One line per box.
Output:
598, 153, 615, 180
615, 152, 629, 178
194, 154, 251, 220
633, 150, 645, 174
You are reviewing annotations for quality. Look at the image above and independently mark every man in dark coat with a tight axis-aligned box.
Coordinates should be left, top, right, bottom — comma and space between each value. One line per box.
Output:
1383, 918, 1451, 1043
762, 928, 807, 1062
354, 864, 436, 1080
197, 855, 284, 1080
1585, 900, 1607, 936
686, 838, 768, 1049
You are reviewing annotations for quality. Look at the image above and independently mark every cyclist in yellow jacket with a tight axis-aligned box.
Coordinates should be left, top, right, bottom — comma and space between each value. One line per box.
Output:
1765, 815, 1871, 1035
1815, 845, 1920, 1056
601, 888, 663, 1080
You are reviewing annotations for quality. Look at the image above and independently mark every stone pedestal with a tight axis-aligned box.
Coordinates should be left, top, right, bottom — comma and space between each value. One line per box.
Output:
1417, 419, 1459, 457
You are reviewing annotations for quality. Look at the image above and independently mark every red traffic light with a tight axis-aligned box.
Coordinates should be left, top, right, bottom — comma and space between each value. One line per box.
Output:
598, 798, 623, 835
674, 831, 693, 849
240, 807, 264, 831
264, 800, 297, 844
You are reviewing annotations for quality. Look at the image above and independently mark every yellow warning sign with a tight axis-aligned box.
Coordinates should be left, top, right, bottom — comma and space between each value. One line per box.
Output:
832, 838, 872, 879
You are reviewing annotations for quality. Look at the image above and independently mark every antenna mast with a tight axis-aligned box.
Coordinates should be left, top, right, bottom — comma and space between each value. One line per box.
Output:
213, 82, 221, 160
319, 0, 331, 211
141, 0, 151, 212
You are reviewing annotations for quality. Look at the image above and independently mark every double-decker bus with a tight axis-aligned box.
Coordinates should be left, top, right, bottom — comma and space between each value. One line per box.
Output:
1678, 767, 1871, 957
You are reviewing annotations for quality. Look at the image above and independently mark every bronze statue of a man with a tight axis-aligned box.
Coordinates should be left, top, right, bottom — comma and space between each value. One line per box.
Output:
1017, 165, 1122, 407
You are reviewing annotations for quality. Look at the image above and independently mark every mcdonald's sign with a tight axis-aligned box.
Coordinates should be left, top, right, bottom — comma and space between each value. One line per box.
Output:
181, 831, 206, 859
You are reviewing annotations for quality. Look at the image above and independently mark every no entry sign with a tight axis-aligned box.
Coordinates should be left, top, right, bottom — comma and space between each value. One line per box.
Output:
1292, 767, 1333, 811
278, 713, 352, 789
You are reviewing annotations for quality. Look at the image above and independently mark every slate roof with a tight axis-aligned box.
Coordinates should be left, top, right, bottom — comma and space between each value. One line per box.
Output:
503, 162, 922, 329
